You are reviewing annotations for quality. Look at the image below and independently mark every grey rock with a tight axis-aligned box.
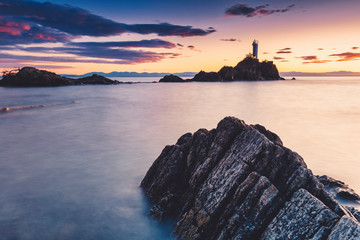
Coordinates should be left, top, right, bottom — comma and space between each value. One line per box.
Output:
328, 216, 360, 240
261, 188, 339, 239
141, 117, 360, 239
317, 175, 360, 202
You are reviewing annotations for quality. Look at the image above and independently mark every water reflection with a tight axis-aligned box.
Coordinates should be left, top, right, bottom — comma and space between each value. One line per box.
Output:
0, 77, 359, 238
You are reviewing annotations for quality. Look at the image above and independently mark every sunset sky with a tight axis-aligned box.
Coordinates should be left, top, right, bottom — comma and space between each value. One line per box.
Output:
1, 0, 360, 74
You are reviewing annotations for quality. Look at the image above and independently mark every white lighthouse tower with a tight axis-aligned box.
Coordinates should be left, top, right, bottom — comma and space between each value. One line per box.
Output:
252, 39, 259, 58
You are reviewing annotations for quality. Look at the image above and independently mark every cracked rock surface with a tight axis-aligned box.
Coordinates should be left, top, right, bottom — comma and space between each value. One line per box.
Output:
141, 117, 360, 239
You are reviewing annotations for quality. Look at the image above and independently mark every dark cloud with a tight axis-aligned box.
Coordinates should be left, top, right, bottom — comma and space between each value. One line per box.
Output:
124, 23, 215, 37
276, 48, 292, 54
0, 0, 215, 42
225, 3, 295, 17
1, 40, 181, 65
177, 43, 184, 47
298, 55, 331, 64
69, 39, 176, 49
0, 17, 72, 45
329, 52, 360, 61
352, 47, 359, 50
273, 56, 285, 60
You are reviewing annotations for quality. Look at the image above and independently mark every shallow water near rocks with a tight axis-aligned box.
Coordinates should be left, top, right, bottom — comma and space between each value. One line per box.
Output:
0, 76, 359, 239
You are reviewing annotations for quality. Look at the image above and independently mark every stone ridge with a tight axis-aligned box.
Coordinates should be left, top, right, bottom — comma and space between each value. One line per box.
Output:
141, 116, 360, 239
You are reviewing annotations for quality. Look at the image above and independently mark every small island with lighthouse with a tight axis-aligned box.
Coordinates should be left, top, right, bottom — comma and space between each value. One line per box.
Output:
160, 40, 285, 83
0, 40, 285, 87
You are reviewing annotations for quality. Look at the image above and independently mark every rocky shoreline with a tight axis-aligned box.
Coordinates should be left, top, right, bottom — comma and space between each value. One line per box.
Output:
141, 117, 360, 239
0, 67, 120, 87
160, 56, 284, 83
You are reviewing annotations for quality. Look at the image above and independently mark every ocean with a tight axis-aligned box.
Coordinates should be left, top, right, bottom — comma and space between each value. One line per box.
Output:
0, 76, 359, 239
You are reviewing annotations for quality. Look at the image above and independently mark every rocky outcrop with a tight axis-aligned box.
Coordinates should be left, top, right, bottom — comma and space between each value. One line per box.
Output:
141, 117, 360, 239
0, 67, 74, 86
0, 67, 119, 87
191, 71, 222, 82
159, 74, 185, 82
317, 175, 360, 202
75, 74, 119, 85
160, 56, 283, 83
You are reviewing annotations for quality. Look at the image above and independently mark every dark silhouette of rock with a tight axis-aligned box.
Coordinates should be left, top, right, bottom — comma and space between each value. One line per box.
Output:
218, 66, 235, 81
141, 117, 360, 239
0, 67, 119, 87
233, 56, 264, 80
191, 71, 222, 82
260, 60, 281, 80
159, 74, 185, 82
75, 74, 119, 85
292, 77, 296, 80
0, 67, 74, 86
160, 56, 284, 83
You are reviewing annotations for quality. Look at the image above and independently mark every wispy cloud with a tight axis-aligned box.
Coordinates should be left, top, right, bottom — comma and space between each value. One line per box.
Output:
329, 52, 360, 61
1, 42, 181, 65
273, 56, 285, 60
351, 47, 359, 50
220, 38, 241, 42
298, 55, 331, 64
187, 45, 201, 52
225, 3, 295, 18
276, 48, 292, 54
69, 39, 176, 49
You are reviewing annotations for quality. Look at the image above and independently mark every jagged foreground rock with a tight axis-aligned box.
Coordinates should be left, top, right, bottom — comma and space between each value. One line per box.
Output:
141, 117, 360, 239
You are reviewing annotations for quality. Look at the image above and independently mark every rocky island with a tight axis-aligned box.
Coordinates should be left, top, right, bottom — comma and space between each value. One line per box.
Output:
141, 117, 360, 239
159, 56, 284, 82
0, 67, 120, 87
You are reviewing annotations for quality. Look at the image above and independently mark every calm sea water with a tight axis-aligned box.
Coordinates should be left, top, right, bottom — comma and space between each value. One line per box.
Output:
0, 77, 359, 239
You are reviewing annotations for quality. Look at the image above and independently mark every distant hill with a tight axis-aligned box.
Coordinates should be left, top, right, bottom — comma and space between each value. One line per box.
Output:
62, 71, 197, 78
281, 71, 360, 77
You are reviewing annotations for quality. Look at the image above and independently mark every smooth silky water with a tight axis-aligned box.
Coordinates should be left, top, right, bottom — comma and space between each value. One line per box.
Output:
0, 77, 359, 239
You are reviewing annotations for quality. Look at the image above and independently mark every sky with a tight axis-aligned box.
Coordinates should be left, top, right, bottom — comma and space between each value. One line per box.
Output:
1, 0, 360, 74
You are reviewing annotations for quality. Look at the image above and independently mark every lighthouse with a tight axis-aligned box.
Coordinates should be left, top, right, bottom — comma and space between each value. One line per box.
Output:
252, 39, 258, 58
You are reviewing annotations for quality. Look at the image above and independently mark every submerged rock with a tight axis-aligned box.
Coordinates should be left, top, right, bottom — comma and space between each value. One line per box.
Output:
141, 117, 360, 239
0, 67, 119, 87
317, 175, 360, 202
